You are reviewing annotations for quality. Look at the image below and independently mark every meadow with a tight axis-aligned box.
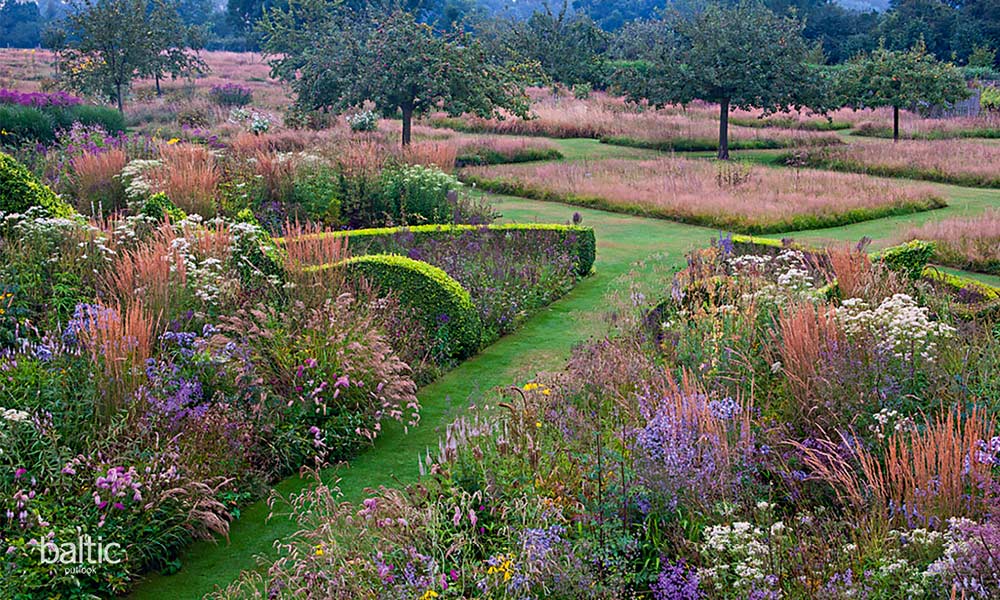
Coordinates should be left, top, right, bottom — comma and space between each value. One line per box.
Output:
461, 157, 945, 233
428, 89, 844, 151
790, 137, 1000, 188
0, 47, 998, 600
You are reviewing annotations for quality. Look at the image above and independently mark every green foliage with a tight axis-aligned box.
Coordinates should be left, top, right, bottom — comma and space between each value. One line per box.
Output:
455, 146, 563, 167
230, 219, 286, 298
289, 162, 342, 225
878, 240, 937, 279
379, 164, 459, 225
836, 41, 969, 139
346, 110, 379, 132
0, 152, 74, 218
982, 85, 1000, 111
52, 0, 207, 111
260, 4, 536, 145
139, 192, 187, 222
616, 2, 820, 158
332, 254, 481, 359
0, 103, 125, 145
286, 223, 597, 277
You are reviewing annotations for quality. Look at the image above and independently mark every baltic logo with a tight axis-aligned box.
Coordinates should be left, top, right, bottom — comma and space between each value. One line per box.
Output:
36, 527, 124, 573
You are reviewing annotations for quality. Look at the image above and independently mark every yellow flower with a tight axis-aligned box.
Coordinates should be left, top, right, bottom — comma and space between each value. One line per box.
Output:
314, 545, 324, 556
523, 382, 539, 392
541, 388, 551, 396
535, 421, 542, 428
166, 138, 181, 145
419, 591, 439, 600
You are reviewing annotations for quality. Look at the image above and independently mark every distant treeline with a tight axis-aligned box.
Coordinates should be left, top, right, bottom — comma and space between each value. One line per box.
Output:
3, 0, 1000, 70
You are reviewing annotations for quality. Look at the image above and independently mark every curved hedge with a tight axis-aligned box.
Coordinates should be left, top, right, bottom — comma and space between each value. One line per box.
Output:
0, 152, 74, 218
330, 254, 482, 359
282, 223, 597, 276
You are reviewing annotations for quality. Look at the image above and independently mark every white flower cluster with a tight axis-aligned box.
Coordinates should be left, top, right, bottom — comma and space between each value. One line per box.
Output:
0, 407, 30, 423
229, 107, 272, 134
738, 249, 821, 306
836, 294, 956, 362
869, 408, 917, 441
120, 159, 164, 205
700, 519, 784, 593
347, 110, 379, 132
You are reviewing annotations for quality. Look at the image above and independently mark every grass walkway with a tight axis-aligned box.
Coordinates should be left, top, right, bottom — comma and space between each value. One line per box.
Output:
131, 139, 1000, 599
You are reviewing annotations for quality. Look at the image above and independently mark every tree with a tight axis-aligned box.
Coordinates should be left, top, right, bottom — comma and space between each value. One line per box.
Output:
261, 2, 535, 146
619, 2, 819, 159
0, 0, 42, 48
837, 40, 968, 141
53, 0, 206, 111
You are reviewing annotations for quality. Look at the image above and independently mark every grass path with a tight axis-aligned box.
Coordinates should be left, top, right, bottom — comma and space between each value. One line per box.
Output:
131, 139, 1000, 600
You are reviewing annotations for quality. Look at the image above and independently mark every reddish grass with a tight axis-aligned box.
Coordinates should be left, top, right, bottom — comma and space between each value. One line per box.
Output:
798, 138, 1000, 187
281, 220, 350, 306
463, 157, 943, 232
430, 90, 841, 148
77, 300, 157, 419
70, 148, 128, 215
149, 143, 221, 217
778, 302, 845, 407
798, 406, 997, 524
903, 211, 1000, 275
828, 244, 874, 300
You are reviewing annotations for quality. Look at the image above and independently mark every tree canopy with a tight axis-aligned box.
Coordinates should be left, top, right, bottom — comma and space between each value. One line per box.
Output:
619, 2, 820, 159
52, 0, 207, 111
261, 1, 536, 146
836, 40, 969, 140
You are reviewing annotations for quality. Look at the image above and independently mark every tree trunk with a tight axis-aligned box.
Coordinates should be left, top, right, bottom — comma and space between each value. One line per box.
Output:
893, 105, 900, 142
718, 98, 730, 160
116, 82, 124, 113
401, 104, 413, 147
155, 73, 162, 97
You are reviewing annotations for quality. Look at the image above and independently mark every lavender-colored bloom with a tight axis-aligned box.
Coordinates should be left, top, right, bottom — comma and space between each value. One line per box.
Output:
652, 560, 701, 600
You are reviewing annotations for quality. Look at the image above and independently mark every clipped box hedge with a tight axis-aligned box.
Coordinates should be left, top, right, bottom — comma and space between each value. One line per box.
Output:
283, 223, 597, 277
327, 254, 482, 359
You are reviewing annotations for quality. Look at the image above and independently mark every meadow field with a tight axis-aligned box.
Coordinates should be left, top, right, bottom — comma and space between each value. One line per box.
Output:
0, 45, 998, 600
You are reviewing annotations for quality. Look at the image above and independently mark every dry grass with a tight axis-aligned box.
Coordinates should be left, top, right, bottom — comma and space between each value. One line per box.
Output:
430, 90, 842, 149
70, 148, 128, 216
778, 302, 845, 407
828, 244, 874, 300
77, 300, 157, 419
149, 143, 221, 216
101, 223, 182, 326
797, 138, 1000, 188
798, 406, 997, 525
903, 211, 1000, 275
463, 157, 944, 233
854, 111, 1000, 139
281, 220, 350, 306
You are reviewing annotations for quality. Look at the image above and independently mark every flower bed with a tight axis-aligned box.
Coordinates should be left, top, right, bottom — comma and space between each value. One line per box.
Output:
214, 239, 1000, 600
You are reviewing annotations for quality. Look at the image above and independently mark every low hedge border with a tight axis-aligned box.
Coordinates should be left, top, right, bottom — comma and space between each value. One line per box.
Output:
460, 174, 945, 235
319, 254, 482, 359
455, 148, 564, 168
599, 134, 844, 153
281, 223, 597, 277
785, 153, 1000, 189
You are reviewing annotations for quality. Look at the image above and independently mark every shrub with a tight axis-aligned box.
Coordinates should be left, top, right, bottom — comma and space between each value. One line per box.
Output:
208, 83, 253, 107
347, 110, 379, 132
379, 164, 459, 225
981, 85, 1000, 111
281, 223, 597, 277
878, 240, 936, 280
331, 254, 481, 359
0, 105, 53, 145
289, 161, 342, 225
0, 152, 74, 218
51, 105, 126, 136
140, 192, 187, 222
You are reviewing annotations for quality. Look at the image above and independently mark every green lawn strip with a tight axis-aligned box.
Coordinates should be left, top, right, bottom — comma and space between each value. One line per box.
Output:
551, 138, 663, 161
128, 198, 710, 600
